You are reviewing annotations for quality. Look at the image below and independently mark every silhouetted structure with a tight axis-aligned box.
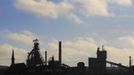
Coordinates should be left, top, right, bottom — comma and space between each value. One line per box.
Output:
11, 49, 15, 66
45, 51, 47, 65
129, 56, 132, 67
88, 46, 107, 75
26, 39, 44, 67
59, 41, 62, 65
1, 39, 134, 75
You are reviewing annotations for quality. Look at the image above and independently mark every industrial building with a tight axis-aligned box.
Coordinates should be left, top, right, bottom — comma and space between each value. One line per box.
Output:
0, 39, 134, 75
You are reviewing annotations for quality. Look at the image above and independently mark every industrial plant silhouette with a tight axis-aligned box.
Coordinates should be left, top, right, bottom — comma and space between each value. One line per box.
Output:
0, 39, 134, 75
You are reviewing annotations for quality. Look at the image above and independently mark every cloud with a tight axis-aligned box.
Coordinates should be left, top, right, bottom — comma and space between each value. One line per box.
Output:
0, 44, 27, 66
7, 31, 37, 45
14, 0, 133, 24
1, 31, 134, 66
14, 0, 83, 24
109, 0, 133, 6
106, 46, 134, 66
79, 0, 111, 17
74, 0, 133, 17
118, 35, 134, 47
46, 37, 134, 66
47, 37, 97, 66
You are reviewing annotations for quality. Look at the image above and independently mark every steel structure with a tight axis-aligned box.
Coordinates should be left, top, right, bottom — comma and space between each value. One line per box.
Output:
26, 39, 44, 67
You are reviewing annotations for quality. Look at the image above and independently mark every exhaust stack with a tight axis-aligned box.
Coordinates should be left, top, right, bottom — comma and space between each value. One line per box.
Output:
59, 41, 62, 65
45, 51, 47, 65
129, 56, 132, 67
11, 49, 15, 65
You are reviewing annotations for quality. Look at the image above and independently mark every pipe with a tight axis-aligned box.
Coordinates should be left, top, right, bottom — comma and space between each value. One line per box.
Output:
45, 51, 47, 65
59, 41, 62, 65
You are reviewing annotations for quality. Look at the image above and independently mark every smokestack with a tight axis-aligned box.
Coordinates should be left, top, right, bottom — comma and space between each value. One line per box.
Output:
11, 49, 15, 65
129, 56, 132, 67
59, 41, 62, 65
45, 51, 47, 65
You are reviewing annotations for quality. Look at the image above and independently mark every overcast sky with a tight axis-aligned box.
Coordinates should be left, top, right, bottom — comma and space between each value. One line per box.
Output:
1, 0, 134, 66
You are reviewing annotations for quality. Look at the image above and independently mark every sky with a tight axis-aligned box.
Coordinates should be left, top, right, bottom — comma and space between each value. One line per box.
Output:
1, 0, 134, 66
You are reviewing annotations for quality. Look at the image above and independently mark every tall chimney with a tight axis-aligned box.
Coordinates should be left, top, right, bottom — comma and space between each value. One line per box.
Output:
59, 41, 62, 65
129, 56, 132, 67
45, 51, 47, 65
11, 49, 15, 65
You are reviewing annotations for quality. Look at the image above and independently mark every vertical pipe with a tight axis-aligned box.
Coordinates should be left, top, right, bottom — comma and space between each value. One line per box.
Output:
59, 41, 62, 65
129, 56, 132, 67
45, 51, 47, 65
11, 49, 15, 65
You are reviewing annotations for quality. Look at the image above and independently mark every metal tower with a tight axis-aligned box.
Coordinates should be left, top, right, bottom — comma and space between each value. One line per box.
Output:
26, 39, 44, 67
